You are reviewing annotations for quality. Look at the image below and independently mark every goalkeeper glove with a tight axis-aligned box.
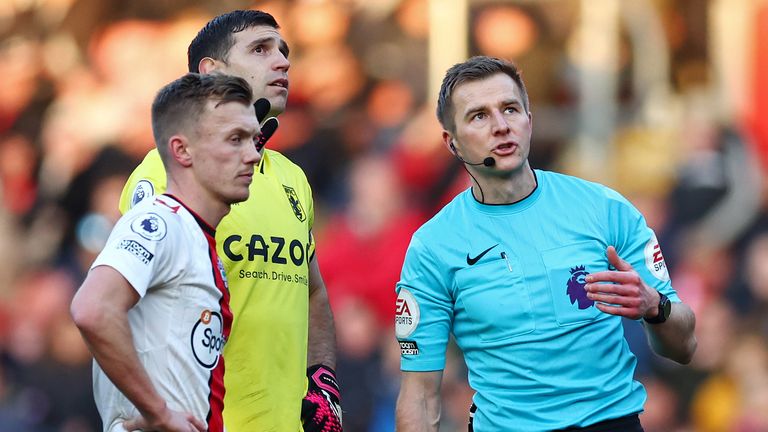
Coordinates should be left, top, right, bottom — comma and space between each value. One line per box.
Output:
253, 98, 279, 151
301, 364, 342, 432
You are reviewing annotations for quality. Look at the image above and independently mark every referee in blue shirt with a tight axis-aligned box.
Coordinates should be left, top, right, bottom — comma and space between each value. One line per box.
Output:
394, 56, 697, 432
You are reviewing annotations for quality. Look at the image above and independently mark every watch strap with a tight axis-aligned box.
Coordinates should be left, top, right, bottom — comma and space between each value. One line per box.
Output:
643, 292, 670, 324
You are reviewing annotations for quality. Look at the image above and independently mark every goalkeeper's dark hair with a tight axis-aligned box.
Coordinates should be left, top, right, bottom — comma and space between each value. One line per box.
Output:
151, 73, 252, 166
436, 56, 529, 133
188, 10, 280, 73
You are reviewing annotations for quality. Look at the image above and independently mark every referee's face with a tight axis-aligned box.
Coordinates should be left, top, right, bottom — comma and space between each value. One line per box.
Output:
218, 25, 291, 117
450, 72, 532, 175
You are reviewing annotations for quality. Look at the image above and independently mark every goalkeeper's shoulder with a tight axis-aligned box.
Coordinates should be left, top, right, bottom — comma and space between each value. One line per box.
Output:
118, 149, 168, 214
263, 149, 311, 186
263, 149, 302, 171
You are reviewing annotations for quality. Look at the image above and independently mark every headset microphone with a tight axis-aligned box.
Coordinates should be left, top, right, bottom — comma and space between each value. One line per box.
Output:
450, 140, 495, 203
450, 141, 496, 167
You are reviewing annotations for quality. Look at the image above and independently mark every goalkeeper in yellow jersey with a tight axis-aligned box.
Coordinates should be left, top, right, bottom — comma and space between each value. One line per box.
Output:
119, 10, 341, 432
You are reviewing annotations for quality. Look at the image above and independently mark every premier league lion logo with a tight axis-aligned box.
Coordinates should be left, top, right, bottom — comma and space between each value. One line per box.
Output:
131, 180, 155, 207
566, 265, 594, 310
141, 217, 158, 233
130, 213, 167, 241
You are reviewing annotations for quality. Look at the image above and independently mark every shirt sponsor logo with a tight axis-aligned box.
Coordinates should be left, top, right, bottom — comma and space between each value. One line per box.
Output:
131, 180, 155, 208
118, 239, 154, 264
395, 289, 420, 338
222, 234, 309, 267
645, 233, 670, 281
130, 213, 167, 241
399, 340, 419, 356
566, 265, 593, 309
191, 310, 226, 369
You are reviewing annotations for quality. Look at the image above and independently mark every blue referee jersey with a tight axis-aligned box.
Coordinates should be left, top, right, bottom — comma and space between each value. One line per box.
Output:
396, 170, 680, 431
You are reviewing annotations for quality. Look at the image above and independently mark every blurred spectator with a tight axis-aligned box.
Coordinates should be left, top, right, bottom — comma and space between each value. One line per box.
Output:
2, 268, 97, 431
472, 4, 538, 60
0, 133, 38, 217
334, 297, 382, 432
0, 145, 133, 431
0, 37, 44, 134
318, 154, 424, 328
691, 331, 768, 432
369, 329, 401, 432
728, 229, 768, 328
640, 376, 685, 432
56, 146, 137, 281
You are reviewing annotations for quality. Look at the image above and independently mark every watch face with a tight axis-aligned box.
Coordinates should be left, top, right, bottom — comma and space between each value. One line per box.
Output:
661, 294, 672, 319
645, 292, 671, 324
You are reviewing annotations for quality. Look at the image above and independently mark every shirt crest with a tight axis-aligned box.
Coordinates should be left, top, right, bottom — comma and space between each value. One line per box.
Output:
283, 185, 306, 222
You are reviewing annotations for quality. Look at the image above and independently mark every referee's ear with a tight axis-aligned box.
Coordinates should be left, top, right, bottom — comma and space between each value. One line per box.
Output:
442, 131, 455, 154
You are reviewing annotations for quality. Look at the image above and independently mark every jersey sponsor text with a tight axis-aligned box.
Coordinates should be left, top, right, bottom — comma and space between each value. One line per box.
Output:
191, 310, 227, 369
238, 269, 308, 286
399, 341, 419, 355
223, 234, 310, 266
118, 239, 154, 264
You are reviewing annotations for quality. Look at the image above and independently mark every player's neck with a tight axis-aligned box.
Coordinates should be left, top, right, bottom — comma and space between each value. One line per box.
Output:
166, 180, 229, 229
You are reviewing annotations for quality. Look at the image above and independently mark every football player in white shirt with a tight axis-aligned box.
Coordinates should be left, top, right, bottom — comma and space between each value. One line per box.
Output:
71, 73, 264, 432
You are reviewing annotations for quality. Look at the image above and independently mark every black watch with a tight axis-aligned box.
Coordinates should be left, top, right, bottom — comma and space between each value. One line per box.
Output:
643, 292, 671, 324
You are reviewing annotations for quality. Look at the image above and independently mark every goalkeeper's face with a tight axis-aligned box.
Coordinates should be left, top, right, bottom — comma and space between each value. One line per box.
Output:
220, 25, 291, 117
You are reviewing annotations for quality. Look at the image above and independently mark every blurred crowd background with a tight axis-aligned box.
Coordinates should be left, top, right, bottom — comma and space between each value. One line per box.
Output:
1, 0, 767, 431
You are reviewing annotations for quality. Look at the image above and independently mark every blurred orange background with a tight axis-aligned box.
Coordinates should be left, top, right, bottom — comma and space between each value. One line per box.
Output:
1, 1, 767, 431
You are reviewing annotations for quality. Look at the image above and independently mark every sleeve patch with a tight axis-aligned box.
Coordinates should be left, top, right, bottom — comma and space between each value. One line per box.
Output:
395, 288, 420, 338
118, 239, 154, 264
399, 340, 419, 356
644, 233, 670, 281
130, 213, 167, 241
131, 180, 155, 208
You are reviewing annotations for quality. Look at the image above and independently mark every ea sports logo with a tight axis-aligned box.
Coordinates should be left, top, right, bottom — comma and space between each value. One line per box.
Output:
395, 289, 420, 338
190, 310, 227, 369
644, 233, 670, 281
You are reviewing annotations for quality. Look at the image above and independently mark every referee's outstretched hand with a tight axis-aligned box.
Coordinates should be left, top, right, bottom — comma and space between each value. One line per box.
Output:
253, 98, 279, 152
122, 407, 206, 432
584, 246, 660, 320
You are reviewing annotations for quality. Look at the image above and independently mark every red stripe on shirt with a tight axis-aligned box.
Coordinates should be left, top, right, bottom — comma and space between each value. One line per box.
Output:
204, 231, 232, 432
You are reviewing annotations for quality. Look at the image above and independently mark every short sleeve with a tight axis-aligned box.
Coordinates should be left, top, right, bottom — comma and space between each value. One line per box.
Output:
605, 189, 680, 303
91, 210, 176, 297
396, 235, 453, 371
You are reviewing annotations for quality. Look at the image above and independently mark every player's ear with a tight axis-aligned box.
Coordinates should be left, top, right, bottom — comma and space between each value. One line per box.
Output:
198, 57, 219, 74
169, 135, 193, 167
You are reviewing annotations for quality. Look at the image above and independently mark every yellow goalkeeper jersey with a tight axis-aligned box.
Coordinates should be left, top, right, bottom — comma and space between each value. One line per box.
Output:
119, 148, 312, 432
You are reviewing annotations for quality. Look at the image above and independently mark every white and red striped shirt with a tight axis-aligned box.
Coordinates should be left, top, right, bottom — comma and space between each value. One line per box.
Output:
91, 195, 231, 432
